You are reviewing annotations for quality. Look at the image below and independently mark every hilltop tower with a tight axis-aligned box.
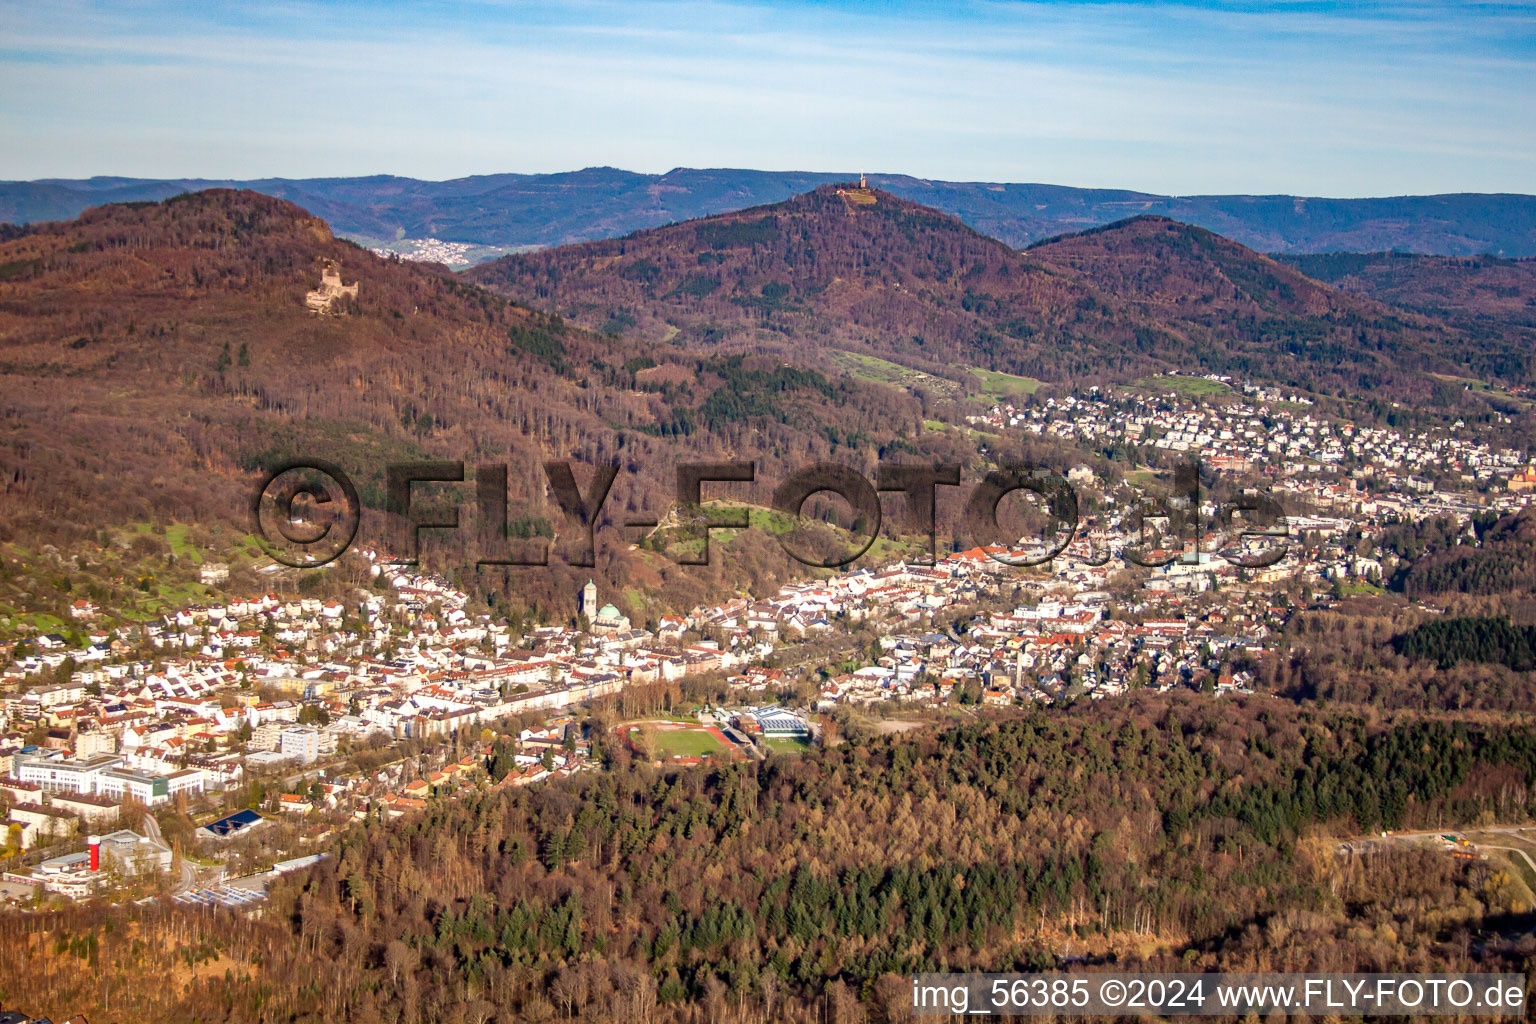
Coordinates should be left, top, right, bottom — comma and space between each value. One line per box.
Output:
835, 175, 877, 209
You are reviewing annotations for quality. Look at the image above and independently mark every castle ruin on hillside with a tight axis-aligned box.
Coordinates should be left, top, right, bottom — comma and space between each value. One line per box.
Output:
305, 260, 359, 313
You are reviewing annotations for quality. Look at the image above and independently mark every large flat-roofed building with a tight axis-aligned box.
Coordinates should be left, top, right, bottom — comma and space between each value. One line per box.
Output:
165, 767, 208, 801
94, 768, 168, 805
740, 706, 811, 738
12, 753, 204, 807
246, 750, 298, 771
249, 723, 285, 751
33, 849, 98, 898
14, 753, 124, 796
99, 767, 205, 806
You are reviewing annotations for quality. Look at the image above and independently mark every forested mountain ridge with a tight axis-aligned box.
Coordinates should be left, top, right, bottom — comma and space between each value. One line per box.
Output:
1277, 251, 1536, 368
466, 184, 1133, 383
1025, 216, 1536, 390
10, 696, 1536, 1021
467, 188, 1505, 399
2, 187, 1531, 626
0, 189, 940, 619
1280, 252, 1536, 323
1031, 215, 1369, 316
5, 168, 1535, 256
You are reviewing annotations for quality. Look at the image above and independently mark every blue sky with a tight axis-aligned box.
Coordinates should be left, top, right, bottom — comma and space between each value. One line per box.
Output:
1, 0, 1532, 195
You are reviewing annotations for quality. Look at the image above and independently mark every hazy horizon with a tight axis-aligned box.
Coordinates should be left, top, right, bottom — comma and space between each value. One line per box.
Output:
8, 164, 1536, 201
2, 1, 1533, 197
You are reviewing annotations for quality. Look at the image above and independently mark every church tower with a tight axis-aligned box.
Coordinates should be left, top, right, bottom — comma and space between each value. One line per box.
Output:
580, 579, 598, 621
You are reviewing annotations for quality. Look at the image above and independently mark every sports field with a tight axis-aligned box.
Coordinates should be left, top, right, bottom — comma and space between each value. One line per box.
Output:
652, 728, 729, 758
626, 721, 733, 759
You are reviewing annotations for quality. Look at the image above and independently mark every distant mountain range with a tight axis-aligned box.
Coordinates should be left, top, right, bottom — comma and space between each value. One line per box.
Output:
4, 167, 1535, 257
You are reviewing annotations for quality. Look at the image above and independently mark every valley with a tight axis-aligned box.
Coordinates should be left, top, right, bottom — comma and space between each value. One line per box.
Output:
5, 186, 1536, 1023
6, 3, 1536, 1021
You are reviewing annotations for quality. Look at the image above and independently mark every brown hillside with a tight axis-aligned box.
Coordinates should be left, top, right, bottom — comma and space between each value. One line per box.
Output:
468, 188, 1493, 399
1025, 215, 1498, 392
0, 190, 942, 619
467, 184, 1114, 382
1277, 251, 1536, 379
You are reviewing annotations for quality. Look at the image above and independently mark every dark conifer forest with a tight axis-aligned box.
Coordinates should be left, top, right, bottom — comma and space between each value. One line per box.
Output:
8, 697, 1536, 1022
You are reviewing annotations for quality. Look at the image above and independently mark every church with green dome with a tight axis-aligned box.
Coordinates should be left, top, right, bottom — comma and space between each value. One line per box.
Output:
580, 579, 631, 633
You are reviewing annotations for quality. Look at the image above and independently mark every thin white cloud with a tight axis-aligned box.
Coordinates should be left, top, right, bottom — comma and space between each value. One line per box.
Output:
0, 0, 1530, 194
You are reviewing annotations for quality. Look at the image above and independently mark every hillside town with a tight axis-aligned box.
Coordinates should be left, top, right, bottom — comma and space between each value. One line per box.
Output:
3, 377, 1535, 909
364, 236, 522, 269
970, 374, 1531, 498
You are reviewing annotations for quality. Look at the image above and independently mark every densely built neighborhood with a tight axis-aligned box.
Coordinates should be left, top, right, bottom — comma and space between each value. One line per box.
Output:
1, 375, 1532, 909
